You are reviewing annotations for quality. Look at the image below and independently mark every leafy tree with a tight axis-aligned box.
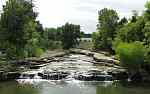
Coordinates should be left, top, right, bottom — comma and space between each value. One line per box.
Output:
39, 27, 62, 50
0, 0, 41, 59
96, 8, 119, 51
115, 16, 145, 43
118, 17, 128, 28
130, 10, 138, 23
144, 1, 150, 21
60, 23, 81, 49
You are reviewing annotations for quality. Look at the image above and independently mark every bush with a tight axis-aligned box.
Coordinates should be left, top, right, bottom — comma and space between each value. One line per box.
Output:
115, 41, 145, 71
34, 48, 44, 57
92, 32, 101, 49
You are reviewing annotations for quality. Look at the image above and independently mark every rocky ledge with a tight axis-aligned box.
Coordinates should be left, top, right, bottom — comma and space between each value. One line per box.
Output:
1, 49, 127, 82
70, 49, 119, 64
0, 71, 21, 81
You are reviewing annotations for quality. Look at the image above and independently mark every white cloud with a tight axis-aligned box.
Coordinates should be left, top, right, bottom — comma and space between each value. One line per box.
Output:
0, 0, 149, 33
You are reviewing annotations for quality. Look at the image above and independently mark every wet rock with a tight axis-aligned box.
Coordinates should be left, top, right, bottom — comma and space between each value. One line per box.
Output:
0, 71, 4, 80
6, 72, 21, 80
130, 72, 143, 83
30, 65, 41, 69
38, 71, 69, 80
0, 72, 21, 81
108, 69, 128, 80
75, 73, 112, 81
20, 73, 35, 79
75, 70, 113, 81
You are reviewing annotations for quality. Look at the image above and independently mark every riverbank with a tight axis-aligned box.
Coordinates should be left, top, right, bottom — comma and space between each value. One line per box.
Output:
0, 49, 68, 81
0, 49, 128, 82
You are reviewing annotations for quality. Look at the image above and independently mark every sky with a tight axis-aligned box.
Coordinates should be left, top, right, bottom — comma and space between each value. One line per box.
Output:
0, 0, 149, 33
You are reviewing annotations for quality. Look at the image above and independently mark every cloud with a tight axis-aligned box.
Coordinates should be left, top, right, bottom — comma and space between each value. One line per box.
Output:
35, 0, 148, 33
0, 0, 148, 33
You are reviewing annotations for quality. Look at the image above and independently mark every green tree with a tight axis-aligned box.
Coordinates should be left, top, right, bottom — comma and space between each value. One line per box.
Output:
60, 23, 81, 49
130, 10, 138, 23
96, 8, 119, 51
0, 0, 41, 59
115, 16, 145, 43
118, 17, 128, 28
39, 27, 62, 50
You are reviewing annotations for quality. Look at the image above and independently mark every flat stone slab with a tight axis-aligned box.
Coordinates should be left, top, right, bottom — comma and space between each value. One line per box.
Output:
70, 49, 119, 64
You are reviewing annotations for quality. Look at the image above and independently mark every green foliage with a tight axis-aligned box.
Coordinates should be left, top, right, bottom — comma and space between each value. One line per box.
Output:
118, 17, 128, 28
0, 0, 44, 59
96, 8, 119, 50
116, 42, 145, 71
92, 32, 102, 49
142, 21, 150, 45
60, 23, 81, 49
115, 17, 145, 43
144, 1, 150, 20
39, 27, 62, 50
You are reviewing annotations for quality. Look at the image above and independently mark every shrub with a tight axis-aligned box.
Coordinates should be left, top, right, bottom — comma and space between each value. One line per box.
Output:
92, 32, 102, 49
115, 41, 145, 71
34, 48, 44, 57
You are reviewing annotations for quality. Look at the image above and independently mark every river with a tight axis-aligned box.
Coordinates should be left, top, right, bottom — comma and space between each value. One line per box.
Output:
0, 54, 150, 94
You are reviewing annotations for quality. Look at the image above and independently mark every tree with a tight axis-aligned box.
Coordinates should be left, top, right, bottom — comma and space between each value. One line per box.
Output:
0, 0, 41, 59
60, 23, 81, 49
95, 8, 119, 51
130, 10, 138, 22
115, 16, 145, 43
144, 1, 150, 21
118, 17, 128, 27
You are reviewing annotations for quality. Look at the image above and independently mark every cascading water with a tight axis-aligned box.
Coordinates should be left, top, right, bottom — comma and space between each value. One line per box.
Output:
17, 54, 114, 85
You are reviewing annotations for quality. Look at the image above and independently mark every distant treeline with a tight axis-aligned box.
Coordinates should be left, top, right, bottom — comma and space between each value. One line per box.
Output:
82, 34, 92, 38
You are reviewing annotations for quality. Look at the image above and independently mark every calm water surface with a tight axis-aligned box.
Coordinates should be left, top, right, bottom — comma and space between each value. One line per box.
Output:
1, 81, 150, 94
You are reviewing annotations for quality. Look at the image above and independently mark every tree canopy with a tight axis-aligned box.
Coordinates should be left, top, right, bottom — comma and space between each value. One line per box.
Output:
60, 23, 81, 49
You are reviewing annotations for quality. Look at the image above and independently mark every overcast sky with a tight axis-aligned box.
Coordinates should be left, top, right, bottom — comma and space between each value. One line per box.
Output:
0, 0, 149, 33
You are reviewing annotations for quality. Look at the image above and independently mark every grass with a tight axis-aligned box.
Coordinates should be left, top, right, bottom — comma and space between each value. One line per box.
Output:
77, 41, 93, 50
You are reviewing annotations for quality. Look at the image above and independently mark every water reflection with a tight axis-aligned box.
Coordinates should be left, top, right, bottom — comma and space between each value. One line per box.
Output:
0, 81, 39, 94
96, 82, 150, 94
1, 81, 150, 94
96, 83, 124, 94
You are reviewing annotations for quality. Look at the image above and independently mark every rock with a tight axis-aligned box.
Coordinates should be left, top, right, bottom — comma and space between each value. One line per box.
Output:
6, 72, 21, 80
74, 70, 113, 81
75, 73, 112, 81
20, 73, 35, 79
93, 53, 115, 63
0, 71, 21, 81
0, 71, 4, 80
130, 72, 143, 83
70, 49, 94, 56
38, 71, 69, 80
70, 49, 119, 64
108, 69, 128, 80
